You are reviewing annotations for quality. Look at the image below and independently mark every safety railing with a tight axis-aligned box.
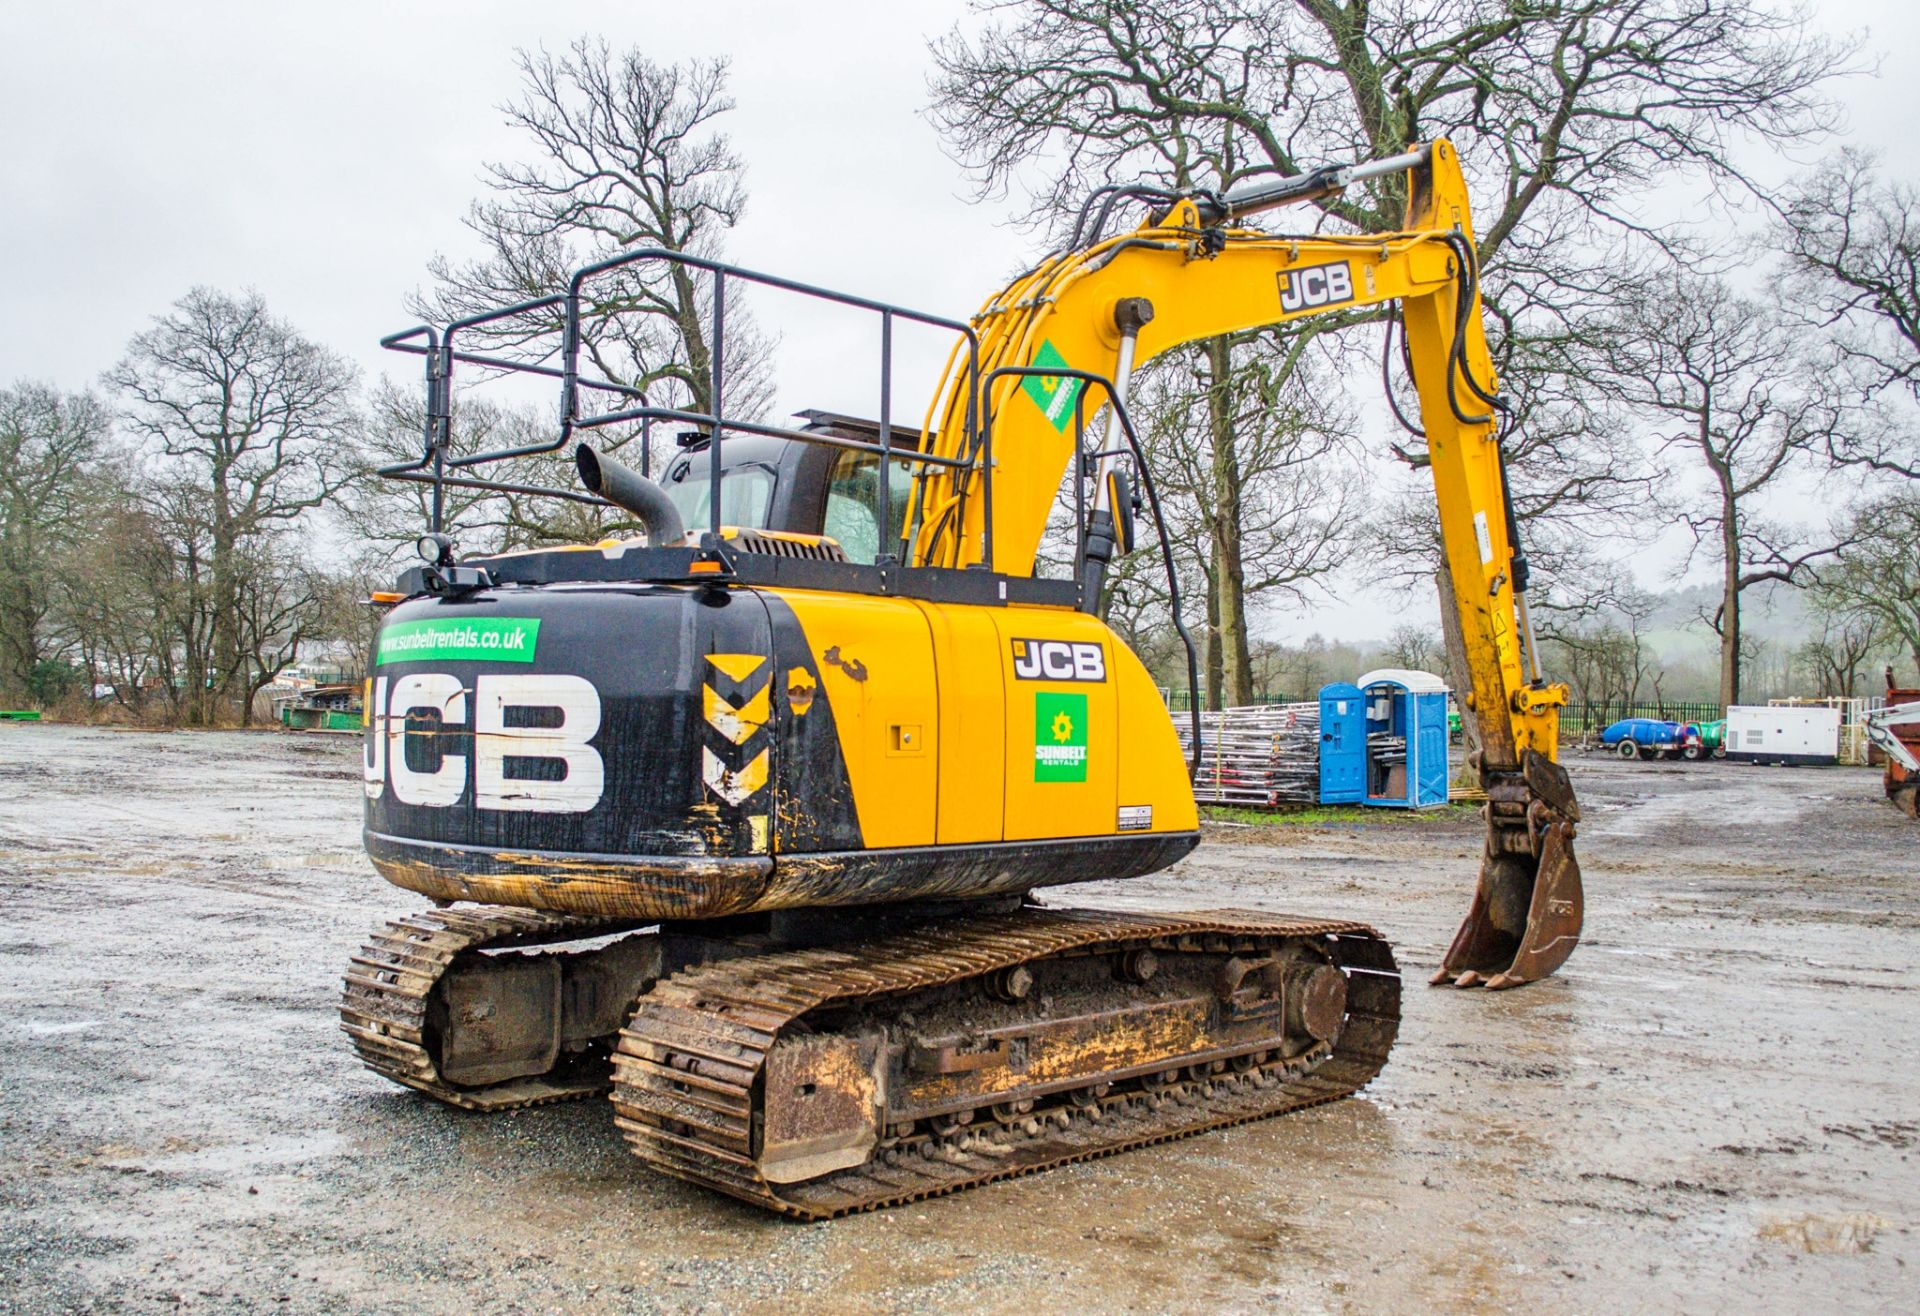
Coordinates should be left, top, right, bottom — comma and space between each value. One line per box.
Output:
380, 248, 982, 564
978, 364, 1200, 770
1561, 700, 1725, 732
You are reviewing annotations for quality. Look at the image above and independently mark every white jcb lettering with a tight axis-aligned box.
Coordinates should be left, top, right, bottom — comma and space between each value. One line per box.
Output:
1278, 260, 1356, 314
370, 671, 606, 813
1010, 638, 1108, 683
363, 675, 388, 799
474, 674, 604, 813
388, 673, 467, 807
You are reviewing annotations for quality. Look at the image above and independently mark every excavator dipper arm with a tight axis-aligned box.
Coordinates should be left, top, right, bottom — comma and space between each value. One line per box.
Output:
910, 139, 1583, 989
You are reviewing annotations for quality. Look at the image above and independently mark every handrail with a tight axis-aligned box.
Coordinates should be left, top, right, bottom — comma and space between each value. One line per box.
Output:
979, 364, 1202, 776
380, 247, 983, 547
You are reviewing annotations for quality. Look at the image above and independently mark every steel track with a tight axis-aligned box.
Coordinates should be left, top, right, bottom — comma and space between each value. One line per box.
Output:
340, 906, 644, 1111
609, 907, 1400, 1218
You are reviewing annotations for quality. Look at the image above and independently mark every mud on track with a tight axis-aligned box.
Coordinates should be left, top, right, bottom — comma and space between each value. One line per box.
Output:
0, 724, 1914, 1313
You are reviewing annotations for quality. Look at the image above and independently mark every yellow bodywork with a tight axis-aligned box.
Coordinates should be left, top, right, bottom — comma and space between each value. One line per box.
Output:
771, 589, 1198, 851
362, 139, 1580, 988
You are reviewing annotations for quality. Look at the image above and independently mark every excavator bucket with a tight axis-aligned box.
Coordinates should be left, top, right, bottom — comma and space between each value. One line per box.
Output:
1431, 750, 1584, 990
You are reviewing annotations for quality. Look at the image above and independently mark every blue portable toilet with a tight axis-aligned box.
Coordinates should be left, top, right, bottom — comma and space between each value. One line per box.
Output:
1352, 669, 1451, 809
1317, 682, 1365, 804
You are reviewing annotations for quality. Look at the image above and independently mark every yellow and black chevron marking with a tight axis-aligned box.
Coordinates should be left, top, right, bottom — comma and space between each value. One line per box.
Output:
703, 653, 771, 852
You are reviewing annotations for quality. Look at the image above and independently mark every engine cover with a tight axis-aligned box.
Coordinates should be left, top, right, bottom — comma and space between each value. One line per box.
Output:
361, 578, 1197, 920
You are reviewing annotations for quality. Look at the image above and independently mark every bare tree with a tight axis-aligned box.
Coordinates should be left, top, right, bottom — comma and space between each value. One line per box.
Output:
1812, 491, 1920, 681
1794, 611, 1879, 698
1779, 150, 1920, 478
1135, 340, 1364, 704
0, 383, 108, 702
1272, 633, 1364, 700
937, 4, 1354, 708
1383, 622, 1440, 672
1595, 270, 1850, 704
304, 563, 387, 679
60, 485, 176, 717
340, 380, 638, 573
1246, 638, 1293, 699
1544, 592, 1662, 708
930, 0, 1849, 705
417, 37, 772, 463
106, 288, 358, 725
231, 537, 327, 722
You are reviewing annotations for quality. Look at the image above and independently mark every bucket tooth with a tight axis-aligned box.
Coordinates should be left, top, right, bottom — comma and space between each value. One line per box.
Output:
1486, 816, 1583, 987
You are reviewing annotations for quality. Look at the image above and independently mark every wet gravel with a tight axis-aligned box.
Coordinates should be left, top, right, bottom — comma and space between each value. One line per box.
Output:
0, 724, 1914, 1313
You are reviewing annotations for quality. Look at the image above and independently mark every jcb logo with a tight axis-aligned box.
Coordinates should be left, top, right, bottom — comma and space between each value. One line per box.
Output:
1278, 261, 1355, 314
1011, 638, 1106, 683
363, 673, 604, 813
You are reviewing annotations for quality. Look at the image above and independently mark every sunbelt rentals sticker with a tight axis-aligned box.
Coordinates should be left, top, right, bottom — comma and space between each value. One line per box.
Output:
1020, 340, 1086, 434
376, 617, 541, 665
1034, 691, 1088, 783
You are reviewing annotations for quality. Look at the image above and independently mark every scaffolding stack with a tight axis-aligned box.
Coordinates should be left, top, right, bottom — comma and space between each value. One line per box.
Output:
1178, 702, 1323, 807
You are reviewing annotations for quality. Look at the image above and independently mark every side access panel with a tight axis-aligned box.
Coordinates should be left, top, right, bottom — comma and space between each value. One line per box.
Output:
766, 589, 938, 851
1111, 630, 1199, 837
993, 609, 1119, 842
912, 599, 1007, 845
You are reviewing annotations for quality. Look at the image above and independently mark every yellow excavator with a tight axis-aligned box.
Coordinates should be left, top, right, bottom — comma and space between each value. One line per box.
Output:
344, 138, 1584, 1217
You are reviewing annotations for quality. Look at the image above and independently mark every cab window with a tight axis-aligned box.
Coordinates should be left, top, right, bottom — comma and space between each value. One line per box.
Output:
663, 461, 775, 532
822, 449, 914, 564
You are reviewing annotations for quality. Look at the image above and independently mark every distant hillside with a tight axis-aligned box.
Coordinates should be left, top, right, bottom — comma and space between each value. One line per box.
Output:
1642, 580, 1814, 659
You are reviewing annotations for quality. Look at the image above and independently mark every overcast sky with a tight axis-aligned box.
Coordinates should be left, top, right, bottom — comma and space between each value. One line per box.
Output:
3, 0, 1912, 642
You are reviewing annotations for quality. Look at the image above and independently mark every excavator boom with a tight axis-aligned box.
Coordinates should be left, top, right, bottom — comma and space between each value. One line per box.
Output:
910, 139, 1583, 988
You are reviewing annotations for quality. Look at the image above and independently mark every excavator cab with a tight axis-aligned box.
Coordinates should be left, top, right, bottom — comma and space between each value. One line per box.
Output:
656, 411, 923, 565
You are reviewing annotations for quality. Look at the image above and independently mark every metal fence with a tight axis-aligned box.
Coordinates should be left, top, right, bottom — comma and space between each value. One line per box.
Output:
1164, 690, 1301, 712
1561, 700, 1724, 733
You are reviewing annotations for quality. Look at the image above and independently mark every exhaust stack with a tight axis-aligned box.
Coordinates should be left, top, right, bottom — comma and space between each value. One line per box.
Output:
576, 444, 688, 547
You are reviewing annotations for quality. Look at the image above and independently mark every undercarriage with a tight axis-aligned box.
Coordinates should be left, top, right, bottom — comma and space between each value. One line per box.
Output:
342, 900, 1400, 1217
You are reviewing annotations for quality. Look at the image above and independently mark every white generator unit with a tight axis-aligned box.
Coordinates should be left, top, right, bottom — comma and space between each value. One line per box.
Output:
1724, 705, 1841, 765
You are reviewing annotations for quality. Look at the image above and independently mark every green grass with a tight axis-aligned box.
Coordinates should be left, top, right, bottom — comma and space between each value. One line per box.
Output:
1200, 802, 1479, 827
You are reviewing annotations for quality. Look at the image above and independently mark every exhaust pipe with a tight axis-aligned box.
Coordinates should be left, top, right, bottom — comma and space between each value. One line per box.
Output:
576, 444, 688, 547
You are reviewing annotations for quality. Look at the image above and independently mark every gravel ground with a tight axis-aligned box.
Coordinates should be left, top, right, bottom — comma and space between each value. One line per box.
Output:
0, 723, 1914, 1313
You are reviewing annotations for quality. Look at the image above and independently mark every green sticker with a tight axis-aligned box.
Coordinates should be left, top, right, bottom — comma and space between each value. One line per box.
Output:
1020, 340, 1086, 433
1034, 691, 1089, 783
376, 617, 541, 665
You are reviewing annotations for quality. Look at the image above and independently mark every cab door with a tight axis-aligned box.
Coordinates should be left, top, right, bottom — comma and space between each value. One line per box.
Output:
1318, 684, 1364, 804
